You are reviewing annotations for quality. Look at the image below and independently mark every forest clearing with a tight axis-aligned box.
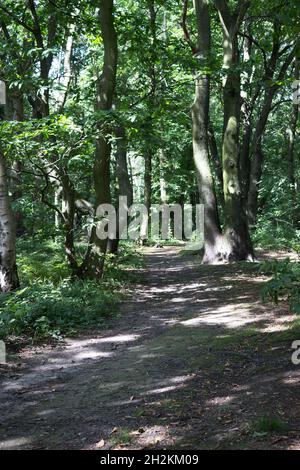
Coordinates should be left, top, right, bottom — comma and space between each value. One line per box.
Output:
0, 0, 299, 455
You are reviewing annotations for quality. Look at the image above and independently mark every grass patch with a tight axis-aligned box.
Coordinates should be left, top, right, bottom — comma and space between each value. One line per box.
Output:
0, 240, 142, 342
110, 428, 132, 446
253, 415, 289, 436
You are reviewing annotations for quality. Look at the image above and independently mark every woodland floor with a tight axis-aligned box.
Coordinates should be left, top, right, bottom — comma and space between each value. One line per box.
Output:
1, 247, 300, 450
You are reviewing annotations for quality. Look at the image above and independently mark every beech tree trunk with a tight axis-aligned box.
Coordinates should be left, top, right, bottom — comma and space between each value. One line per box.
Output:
82, 0, 118, 279
159, 149, 168, 205
60, 172, 78, 276
247, 90, 274, 225
216, 0, 254, 261
208, 121, 224, 207
107, 125, 133, 254
9, 90, 25, 236
287, 58, 299, 226
0, 150, 19, 292
192, 0, 223, 263
144, 149, 152, 213
58, 25, 75, 112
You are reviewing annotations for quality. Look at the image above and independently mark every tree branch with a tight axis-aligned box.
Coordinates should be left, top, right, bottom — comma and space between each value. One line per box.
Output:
214, 0, 231, 31
235, 0, 251, 32
239, 31, 268, 71
27, 0, 44, 49
0, 2, 35, 33
180, 0, 197, 54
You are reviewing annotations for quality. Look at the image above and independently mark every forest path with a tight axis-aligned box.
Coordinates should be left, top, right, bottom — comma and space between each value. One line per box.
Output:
1, 247, 300, 450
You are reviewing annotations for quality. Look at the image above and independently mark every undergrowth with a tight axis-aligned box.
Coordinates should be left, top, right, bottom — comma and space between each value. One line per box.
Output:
260, 257, 300, 313
0, 240, 142, 342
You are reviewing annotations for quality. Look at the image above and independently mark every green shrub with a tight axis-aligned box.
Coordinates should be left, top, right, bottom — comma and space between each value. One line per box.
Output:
261, 258, 300, 313
0, 240, 142, 342
0, 280, 119, 341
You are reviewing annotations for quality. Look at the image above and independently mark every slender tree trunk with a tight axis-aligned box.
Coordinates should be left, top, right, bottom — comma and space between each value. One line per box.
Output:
142, 148, 152, 243
58, 25, 75, 112
60, 172, 78, 275
144, 149, 152, 215
6, 89, 25, 236
159, 149, 168, 205
0, 150, 19, 292
192, 0, 223, 263
54, 187, 62, 230
247, 90, 274, 225
107, 125, 133, 254
11, 160, 25, 237
286, 58, 299, 226
82, 0, 118, 279
141, 0, 157, 244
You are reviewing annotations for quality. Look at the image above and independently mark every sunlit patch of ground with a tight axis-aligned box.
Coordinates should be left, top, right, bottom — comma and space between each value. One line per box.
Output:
1, 247, 300, 450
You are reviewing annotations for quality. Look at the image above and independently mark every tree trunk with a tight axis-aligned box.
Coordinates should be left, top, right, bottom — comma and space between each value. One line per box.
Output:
247, 90, 274, 225
208, 121, 224, 207
60, 172, 78, 276
107, 125, 133, 254
58, 25, 75, 112
216, 0, 254, 261
11, 160, 25, 237
192, 0, 223, 263
239, 30, 256, 204
0, 151, 19, 292
159, 149, 168, 205
286, 58, 299, 226
7, 89, 25, 236
144, 149, 152, 214
82, 0, 118, 279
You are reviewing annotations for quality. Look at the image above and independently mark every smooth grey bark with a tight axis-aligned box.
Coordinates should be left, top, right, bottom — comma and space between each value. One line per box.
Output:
8, 89, 25, 236
11, 160, 24, 237
0, 150, 19, 292
144, 149, 152, 218
182, 0, 227, 262
159, 149, 168, 205
107, 125, 133, 254
57, 25, 75, 112
82, 0, 118, 279
116, 126, 133, 208
141, 0, 157, 243
215, 0, 254, 261
208, 121, 224, 207
286, 58, 299, 226
192, 0, 223, 263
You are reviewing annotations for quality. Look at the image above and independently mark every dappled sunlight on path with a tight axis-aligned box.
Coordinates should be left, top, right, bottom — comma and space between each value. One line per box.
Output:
1, 247, 300, 450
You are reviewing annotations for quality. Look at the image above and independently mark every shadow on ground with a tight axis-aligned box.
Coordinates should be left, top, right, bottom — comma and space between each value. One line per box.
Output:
1, 247, 300, 450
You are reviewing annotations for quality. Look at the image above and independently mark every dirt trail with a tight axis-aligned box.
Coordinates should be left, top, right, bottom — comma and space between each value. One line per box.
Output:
1, 247, 300, 450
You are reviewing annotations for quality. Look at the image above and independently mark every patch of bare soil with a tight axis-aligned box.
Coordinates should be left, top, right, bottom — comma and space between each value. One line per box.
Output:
1, 247, 300, 450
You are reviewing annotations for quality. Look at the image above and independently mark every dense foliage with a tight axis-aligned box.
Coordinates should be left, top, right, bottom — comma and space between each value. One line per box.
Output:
0, 0, 299, 339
